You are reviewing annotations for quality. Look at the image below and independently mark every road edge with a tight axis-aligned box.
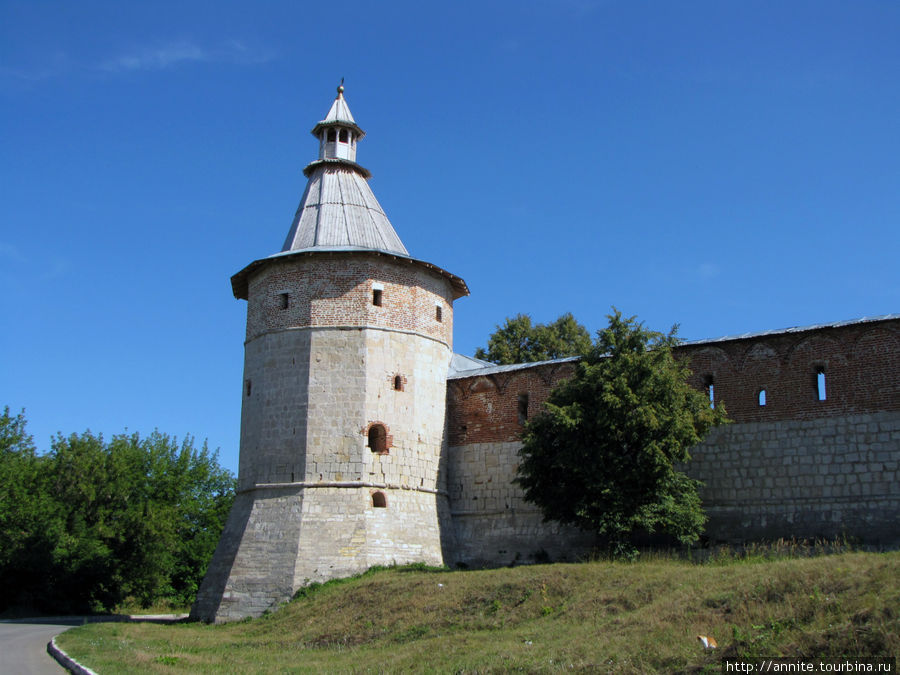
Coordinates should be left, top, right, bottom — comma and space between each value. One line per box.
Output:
48, 636, 99, 675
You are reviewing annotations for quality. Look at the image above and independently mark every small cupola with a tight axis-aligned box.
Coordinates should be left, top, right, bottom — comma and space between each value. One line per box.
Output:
311, 82, 365, 162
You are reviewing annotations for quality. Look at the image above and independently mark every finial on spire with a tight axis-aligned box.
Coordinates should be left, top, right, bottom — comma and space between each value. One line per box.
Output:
337, 78, 344, 96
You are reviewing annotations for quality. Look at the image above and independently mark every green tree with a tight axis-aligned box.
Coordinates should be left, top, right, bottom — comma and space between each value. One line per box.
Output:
45, 430, 236, 610
0, 407, 39, 570
475, 312, 591, 365
515, 310, 727, 558
0, 408, 236, 614
0, 408, 60, 610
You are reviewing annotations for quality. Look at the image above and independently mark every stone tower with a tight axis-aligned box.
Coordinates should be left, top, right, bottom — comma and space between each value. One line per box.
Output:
191, 86, 468, 622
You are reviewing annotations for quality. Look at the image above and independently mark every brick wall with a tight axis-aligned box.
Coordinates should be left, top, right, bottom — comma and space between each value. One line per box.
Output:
245, 253, 455, 348
447, 361, 576, 447
679, 320, 900, 422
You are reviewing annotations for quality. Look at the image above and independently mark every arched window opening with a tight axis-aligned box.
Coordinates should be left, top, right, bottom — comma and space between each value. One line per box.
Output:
816, 368, 827, 401
393, 374, 404, 391
758, 389, 767, 406
327, 128, 337, 142
372, 491, 387, 508
705, 375, 715, 409
368, 424, 388, 454
339, 128, 349, 143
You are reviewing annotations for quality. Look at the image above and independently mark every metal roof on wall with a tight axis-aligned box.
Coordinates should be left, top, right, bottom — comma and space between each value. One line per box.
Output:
448, 314, 900, 379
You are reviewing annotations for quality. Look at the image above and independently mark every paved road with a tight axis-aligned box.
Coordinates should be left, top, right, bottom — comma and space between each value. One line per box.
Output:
0, 618, 81, 674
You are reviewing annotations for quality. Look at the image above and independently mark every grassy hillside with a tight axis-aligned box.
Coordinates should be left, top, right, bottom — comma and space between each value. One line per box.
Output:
57, 552, 899, 673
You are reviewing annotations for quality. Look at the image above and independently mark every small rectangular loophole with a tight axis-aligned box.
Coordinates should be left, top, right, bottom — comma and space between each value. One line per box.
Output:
373, 289, 383, 307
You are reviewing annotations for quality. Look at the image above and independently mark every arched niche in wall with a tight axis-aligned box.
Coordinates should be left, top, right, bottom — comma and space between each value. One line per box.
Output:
786, 335, 848, 405
685, 346, 734, 406
850, 328, 900, 402
364, 422, 392, 455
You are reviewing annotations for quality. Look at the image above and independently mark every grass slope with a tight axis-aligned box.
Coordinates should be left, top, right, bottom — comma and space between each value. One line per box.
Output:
57, 552, 898, 673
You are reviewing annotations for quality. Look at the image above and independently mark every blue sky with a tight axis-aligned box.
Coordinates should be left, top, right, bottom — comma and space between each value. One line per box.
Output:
2, 0, 898, 473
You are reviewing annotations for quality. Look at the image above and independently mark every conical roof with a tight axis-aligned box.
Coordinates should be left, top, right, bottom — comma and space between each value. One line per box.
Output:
281, 167, 409, 254
231, 86, 469, 301
310, 85, 365, 139
281, 87, 407, 255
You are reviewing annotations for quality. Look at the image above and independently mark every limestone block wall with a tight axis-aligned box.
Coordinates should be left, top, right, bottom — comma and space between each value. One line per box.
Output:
291, 486, 446, 588
688, 411, 900, 545
238, 330, 314, 489
191, 487, 305, 622
362, 329, 451, 493
447, 441, 597, 567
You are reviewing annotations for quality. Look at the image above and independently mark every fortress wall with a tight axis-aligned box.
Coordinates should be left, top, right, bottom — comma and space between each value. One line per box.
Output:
688, 411, 899, 545
446, 362, 576, 447
446, 317, 900, 549
447, 441, 596, 567
678, 321, 900, 422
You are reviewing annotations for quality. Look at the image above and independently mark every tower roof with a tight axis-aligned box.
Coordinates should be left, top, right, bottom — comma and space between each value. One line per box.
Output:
310, 84, 365, 139
231, 85, 469, 301
281, 85, 408, 256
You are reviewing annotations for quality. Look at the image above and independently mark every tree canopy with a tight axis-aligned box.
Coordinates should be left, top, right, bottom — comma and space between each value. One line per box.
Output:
514, 310, 727, 558
474, 312, 591, 365
0, 406, 235, 614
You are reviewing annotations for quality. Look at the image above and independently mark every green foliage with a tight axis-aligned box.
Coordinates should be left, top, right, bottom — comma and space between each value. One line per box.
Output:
474, 312, 591, 365
515, 310, 728, 558
0, 407, 235, 614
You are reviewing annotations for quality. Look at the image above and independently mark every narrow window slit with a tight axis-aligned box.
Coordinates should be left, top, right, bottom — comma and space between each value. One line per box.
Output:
758, 389, 767, 406
373, 289, 383, 306
816, 368, 827, 401
517, 393, 529, 425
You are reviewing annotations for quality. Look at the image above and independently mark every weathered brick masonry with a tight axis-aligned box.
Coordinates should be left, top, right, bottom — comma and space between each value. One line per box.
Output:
446, 317, 900, 567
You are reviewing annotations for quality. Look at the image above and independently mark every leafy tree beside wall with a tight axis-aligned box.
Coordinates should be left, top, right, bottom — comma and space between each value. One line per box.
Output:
0, 406, 235, 614
475, 312, 591, 365
515, 310, 728, 558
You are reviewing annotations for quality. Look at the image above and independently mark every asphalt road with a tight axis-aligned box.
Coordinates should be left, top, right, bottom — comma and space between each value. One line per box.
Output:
0, 618, 80, 674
